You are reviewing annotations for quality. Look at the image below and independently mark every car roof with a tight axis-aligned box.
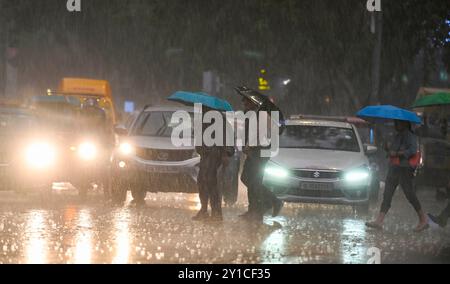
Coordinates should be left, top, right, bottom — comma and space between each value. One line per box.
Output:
143, 105, 194, 113
286, 119, 354, 129
0, 106, 33, 116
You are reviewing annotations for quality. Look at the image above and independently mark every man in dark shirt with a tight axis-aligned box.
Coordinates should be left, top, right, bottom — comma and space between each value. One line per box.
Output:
239, 97, 283, 223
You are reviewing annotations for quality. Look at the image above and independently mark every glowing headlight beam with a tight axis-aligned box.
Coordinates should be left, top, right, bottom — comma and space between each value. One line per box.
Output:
344, 171, 370, 182
78, 142, 97, 161
119, 143, 134, 156
265, 165, 289, 179
25, 142, 56, 169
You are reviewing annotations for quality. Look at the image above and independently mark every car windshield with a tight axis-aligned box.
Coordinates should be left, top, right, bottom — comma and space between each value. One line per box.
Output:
34, 102, 79, 132
132, 111, 194, 138
280, 125, 360, 152
0, 112, 36, 134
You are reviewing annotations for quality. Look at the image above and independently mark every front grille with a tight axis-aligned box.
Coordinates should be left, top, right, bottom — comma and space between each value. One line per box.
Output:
290, 189, 345, 198
136, 148, 194, 162
292, 170, 341, 179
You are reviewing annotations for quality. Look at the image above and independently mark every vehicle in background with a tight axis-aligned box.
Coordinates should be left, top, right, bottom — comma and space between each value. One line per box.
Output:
263, 117, 378, 214
0, 102, 54, 195
28, 78, 117, 199
412, 87, 450, 197
111, 105, 241, 205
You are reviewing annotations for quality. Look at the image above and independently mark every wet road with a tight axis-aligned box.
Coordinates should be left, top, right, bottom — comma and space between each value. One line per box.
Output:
0, 183, 449, 264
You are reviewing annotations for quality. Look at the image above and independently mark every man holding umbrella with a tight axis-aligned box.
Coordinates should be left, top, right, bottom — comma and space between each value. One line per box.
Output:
235, 87, 284, 223
358, 105, 429, 232
168, 92, 234, 222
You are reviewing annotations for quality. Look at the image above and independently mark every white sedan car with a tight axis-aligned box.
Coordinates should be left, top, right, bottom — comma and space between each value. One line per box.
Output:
263, 118, 378, 213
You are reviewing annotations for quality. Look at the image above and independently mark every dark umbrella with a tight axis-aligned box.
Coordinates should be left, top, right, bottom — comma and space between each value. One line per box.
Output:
234, 86, 285, 130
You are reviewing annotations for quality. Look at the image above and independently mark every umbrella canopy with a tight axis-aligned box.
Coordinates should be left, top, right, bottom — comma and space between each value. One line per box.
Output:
168, 91, 233, 112
235, 86, 285, 131
411, 92, 450, 108
357, 105, 422, 124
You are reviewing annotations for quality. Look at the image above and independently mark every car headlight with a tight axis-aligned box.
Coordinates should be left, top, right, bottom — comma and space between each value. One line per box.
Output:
119, 142, 135, 156
265, 162, 289, 179
344, 165, 370, 183
78, 142, 97, 161
25, 142, 56, 169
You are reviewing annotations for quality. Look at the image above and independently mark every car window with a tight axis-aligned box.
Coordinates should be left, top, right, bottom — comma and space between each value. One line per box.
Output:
33, 102, 81, 132
0, 113, 36, 133
280, 125, 360, 152
132, 111, 194, 138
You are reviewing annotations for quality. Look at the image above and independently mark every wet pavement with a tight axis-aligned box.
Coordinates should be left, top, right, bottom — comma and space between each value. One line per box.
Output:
0, 183, 449, 264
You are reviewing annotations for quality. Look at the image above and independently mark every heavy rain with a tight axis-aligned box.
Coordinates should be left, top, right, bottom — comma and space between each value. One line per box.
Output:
0, 0, 449, 266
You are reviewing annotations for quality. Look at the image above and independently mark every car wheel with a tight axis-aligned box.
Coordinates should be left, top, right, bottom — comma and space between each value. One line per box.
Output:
75, 182, 90, 200
36, 183, 53, 205
131, 185, 146, 203
111, 178, 128, 205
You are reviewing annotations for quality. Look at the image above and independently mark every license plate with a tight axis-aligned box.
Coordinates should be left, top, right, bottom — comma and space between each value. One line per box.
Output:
145, 165, 174, 173
299, 182, 333, 191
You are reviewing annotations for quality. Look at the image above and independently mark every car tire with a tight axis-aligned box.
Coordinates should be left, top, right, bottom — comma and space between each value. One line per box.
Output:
111, 178, 128, 205
38, 183, 53, 205
75, 182, 90, 200
131, 185, 146, 203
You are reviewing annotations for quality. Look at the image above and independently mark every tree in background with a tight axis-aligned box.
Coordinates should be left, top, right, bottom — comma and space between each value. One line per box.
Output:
1, 0, 448, 115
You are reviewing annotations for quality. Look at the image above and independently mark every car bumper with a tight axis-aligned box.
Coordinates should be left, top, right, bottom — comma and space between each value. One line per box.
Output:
0, 163, 53, 191
263, 175, 370, 205
112, 156, 200, 192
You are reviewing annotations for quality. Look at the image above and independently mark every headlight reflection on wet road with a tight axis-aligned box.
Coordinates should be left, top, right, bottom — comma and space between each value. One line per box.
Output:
112, 210, 132, 264
25, 211, 48, 264
340, 219, 367, 264
74, 210, 93, 264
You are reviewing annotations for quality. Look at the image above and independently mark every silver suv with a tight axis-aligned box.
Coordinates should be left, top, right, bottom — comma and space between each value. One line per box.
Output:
110, 106, 240, 205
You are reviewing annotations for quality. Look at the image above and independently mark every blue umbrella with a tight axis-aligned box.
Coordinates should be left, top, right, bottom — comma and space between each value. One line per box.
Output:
168, 91, 233, 112
357, 105, 422, 124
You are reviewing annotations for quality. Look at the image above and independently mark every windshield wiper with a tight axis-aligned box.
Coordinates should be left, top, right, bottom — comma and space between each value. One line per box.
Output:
155, 114, 169, 136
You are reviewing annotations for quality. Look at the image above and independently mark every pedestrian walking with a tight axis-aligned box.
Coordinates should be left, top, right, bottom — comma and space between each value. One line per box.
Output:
366, 120, 429, 232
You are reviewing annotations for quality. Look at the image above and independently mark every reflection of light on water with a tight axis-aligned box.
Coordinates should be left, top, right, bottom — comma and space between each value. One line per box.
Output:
187, 195, 201, 211
113, 211, 131, 264
340, 219, 366, 264
260, 224, 286, 264
25, 211, 48, 264
53, 182, 74, 191
74, 210, 93, 264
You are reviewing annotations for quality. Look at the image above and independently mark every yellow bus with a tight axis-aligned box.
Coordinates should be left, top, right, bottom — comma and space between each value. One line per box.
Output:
56, 78, 117, 125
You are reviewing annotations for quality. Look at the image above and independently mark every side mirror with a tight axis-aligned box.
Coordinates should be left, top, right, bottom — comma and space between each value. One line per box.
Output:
114, 125, 128, 136
364, 144, 378, 155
